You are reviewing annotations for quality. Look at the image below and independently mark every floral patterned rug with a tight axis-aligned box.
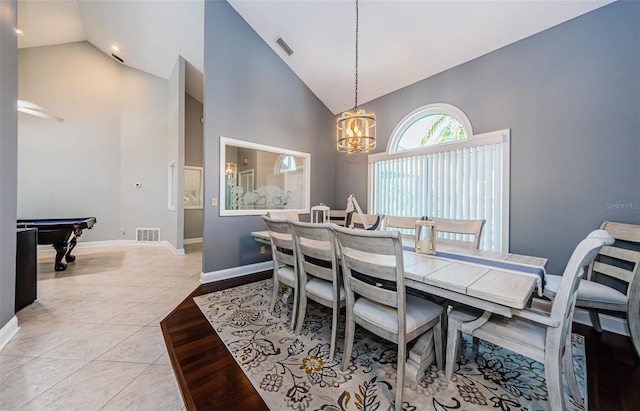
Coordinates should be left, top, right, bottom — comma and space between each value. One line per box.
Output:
193, 279, 587, 411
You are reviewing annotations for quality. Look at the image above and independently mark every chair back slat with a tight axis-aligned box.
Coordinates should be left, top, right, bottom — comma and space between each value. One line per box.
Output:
342, 254, 398, 284
431, 217, 485, 249
329, 210, 348, 226
333, 225, 406, 311
289, 220, 340, 287
349, 275, 399, 308
592, 260, 636, 284
299, 241, 332, 261
603, 221, 640, 243
384, 216, 421, 231
262, 216, 295, 266
267, 211, 299, 221
275, 249, 295, 266
585, 222, 640, 299
549, 232, 615, 343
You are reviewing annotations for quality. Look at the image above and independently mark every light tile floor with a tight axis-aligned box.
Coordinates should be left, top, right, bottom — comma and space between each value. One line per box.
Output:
1, 244, 203, 410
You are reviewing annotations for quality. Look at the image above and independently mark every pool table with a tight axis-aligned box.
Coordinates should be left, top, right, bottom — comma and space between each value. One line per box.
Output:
16, 217, 97, 272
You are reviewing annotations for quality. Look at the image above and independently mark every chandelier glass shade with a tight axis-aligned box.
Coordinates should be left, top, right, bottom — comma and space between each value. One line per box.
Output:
224, 162, 237, 182
336, 109, 376, 153
336, 0, 376, 154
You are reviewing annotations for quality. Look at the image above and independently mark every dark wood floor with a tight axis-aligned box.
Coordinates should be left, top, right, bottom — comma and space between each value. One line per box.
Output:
160, 272, 640, 411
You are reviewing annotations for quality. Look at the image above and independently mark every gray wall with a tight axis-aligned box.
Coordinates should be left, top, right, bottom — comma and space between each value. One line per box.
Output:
0, 0, 18, 330
335, 1, 640, 273
184, 92, 203, 240
17, 41, 172, 242
202, 1, 335, 273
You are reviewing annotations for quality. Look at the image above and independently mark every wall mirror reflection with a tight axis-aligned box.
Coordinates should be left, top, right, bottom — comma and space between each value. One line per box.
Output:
220, 137, 310, 216
184, 166, 203, 209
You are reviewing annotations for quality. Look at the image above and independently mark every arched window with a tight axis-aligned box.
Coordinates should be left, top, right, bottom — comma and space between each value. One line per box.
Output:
275, 155, 297, 173
370, 104, 510, 252
388, 103, 473, 153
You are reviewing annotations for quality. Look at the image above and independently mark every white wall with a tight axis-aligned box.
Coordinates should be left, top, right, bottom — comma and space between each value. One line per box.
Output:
166, 56, 185, 251
18, 41, 172, 242
120, 63, 171, 239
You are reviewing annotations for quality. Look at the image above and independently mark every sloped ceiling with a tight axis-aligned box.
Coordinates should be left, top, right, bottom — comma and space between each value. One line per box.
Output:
17, 0, 614, 112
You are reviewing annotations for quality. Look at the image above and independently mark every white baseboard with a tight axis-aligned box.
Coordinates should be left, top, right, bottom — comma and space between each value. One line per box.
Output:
184, 237, 203, 245
0, 316, 20, 352
200, 261, 273, 284
164, 241, 185, 256
36, 239, 184, 256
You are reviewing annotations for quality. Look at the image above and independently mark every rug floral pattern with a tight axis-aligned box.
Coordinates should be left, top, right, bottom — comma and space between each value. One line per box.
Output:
193, 280, 586, 411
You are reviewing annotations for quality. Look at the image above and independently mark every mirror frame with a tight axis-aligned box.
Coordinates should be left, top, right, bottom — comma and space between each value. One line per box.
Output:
219, 136, 311, 216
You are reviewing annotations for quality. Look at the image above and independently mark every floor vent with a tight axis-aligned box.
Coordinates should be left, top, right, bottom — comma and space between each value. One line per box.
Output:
136, 228, 161, 242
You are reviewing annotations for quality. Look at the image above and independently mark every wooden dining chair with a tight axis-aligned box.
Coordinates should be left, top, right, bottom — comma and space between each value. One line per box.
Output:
351, 213, 384, 230
289, 220, 345, 360
262, 215, 298, 329
383, 215, 422, 232
328, 209, 348, 226
445, 230, 614, 411
543, 221, 640, 357
267, 210, 299, 221
332, 225, 444, 411
431, 217, 485, 250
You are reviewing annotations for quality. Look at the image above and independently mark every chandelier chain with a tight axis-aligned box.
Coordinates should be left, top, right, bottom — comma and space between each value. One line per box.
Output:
354, 0, 359, 111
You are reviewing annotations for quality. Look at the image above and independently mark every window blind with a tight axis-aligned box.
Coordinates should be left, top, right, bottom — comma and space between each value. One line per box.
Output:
369, 130, 510, 252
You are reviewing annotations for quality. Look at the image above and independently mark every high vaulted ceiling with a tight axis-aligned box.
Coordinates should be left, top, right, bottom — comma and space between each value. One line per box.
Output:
17, 0, 614, 113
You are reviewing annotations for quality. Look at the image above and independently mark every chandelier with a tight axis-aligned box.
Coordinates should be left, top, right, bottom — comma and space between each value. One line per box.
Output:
336, 0, 376, 154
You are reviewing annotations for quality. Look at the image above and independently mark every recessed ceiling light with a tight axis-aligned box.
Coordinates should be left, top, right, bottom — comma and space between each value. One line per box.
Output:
15, 27, 23, 34
112, 45, 121, 52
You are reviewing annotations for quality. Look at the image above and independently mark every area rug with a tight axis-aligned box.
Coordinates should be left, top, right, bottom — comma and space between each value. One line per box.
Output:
193, 280, 587, 411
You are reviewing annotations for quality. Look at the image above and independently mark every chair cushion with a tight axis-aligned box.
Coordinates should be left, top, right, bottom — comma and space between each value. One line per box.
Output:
353, 294, 443, 335
277, 265, 296, 285
544, 274, 628, 305
305, 278, 345, 302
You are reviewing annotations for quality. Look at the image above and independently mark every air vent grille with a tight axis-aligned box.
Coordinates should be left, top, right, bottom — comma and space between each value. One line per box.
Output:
136, 228, 160, 242
275, 37, 293, 56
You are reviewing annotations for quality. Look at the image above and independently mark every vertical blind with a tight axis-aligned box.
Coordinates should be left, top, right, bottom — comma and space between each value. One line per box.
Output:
369, 131, 510, 252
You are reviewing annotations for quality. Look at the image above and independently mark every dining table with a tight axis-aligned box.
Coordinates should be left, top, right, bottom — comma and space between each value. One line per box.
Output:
251, 229, 548, 383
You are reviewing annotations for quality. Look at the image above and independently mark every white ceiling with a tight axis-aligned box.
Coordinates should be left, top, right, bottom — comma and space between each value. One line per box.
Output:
17, 0, 614, 113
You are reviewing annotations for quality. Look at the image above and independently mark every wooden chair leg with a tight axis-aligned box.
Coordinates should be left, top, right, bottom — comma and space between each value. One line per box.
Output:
328, 302, 339, 361
589, 310, 603, 332
341, 310, 355, 372
545, 359, 567, 411
433, 317, 444, 370
627, 308, 640, 358
562, 341, 582, 406
445, 317, 461, 380
395, 336, 406, 411
294, 291, 307, 335
290, 286, 299, 330
269, 274, 280, 314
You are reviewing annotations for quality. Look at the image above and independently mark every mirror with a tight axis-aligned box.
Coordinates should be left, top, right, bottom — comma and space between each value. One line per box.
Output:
220, 137, 310, 216
184, 166, 203, 209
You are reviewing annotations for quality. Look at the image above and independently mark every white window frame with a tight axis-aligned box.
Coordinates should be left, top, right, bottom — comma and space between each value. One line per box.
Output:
387, 103, 474, 153
369, 104, 510, 252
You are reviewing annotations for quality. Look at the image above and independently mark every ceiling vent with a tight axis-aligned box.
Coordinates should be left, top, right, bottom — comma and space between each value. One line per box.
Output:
111, 53, 124, 64
275, 37, 293, 56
